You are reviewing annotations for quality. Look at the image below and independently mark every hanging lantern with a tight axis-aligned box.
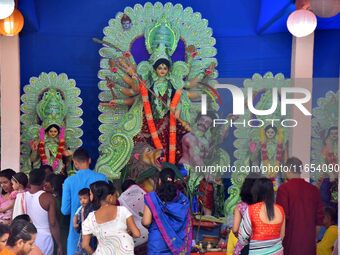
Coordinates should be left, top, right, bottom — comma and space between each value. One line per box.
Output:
287, 10, 317, 37
310, 0, 340, 18
0, 0, 15, 19
0, 8, 24, 36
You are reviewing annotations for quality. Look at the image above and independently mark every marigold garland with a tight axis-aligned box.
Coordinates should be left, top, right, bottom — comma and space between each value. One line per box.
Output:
169, 90, 182, 163
139, 81, 182, 164
139, 82, 164, 150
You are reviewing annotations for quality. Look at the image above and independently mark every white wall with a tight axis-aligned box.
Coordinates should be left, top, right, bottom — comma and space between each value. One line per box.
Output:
0, 36, 21, 172
290, 33, 314, 180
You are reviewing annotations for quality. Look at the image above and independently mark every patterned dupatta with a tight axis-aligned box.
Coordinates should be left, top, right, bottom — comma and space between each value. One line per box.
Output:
118, 185, 149, 246
144, 191, 192, 255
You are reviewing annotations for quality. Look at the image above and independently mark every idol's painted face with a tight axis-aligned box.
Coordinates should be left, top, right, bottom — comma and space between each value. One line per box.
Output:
47, 127, 59, 138
122, 20, 132, 30
156, 64, 169, 77
265, 128, 276, 139
329, 129, 338, 141
197, 116, 213, 132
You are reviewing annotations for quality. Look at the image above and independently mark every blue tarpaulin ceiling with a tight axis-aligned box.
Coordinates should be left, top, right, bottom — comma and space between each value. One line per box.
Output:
18, 0, 340, 163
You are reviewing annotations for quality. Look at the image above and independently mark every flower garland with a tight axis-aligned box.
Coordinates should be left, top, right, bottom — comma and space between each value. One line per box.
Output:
169, 90, 182, 163
38, 127, 65, 171
139, 81, 181, 164
139, 82, 164, 150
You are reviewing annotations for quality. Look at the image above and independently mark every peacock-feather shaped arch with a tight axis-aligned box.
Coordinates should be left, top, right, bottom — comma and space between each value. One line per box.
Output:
20, 72, 83, 174
224, 72, 291, 216
311, 90, 339, 181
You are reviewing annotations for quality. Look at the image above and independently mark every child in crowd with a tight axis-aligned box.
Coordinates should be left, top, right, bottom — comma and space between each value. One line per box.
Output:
82, 181, 140, 255
11, 173, 28, 219
74, 188, 91, 255
74, 188, 90, 232
0, 223, 10, 252
317, 207, 338, 255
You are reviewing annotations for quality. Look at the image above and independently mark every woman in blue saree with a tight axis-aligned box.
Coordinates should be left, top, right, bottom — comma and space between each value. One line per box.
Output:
142, 168, 192, 255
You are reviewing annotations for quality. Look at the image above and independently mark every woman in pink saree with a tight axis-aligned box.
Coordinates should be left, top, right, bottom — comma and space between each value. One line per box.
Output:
0, 169, 16, 225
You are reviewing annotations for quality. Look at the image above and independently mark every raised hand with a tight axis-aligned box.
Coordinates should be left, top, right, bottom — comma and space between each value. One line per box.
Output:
109, 59, 116, 69
186, 45, 198, 58
205, 62, 216, 76
29, 140, 38, 151
109, 100, 117, 108
63, 150, 73, 157
105, 77, 115, 89
116, 57, 136, 76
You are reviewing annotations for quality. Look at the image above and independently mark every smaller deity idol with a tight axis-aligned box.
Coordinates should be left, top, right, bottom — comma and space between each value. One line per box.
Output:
322, 126, 338, 165
30, 124, 72, 175
250, 125, 287, 187
20, 72, 83, 175
27, 88, 74, 175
